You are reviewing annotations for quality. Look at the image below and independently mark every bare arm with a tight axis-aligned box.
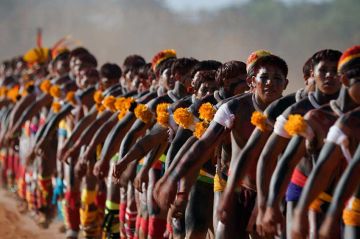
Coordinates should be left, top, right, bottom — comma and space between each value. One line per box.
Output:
325, 143, 360, 220
294, 142, 342, 217
10, 94, 52, 136
267, 136, 306, 207
256, 133, 290, 208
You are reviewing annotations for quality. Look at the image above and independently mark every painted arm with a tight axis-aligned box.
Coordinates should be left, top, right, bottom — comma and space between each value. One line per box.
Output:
7, 93, 37, 130
113, 123, 167, 173
9, 94, 52, 136
218, 128, 272, 222
319, 144, 360, 239
93, 112, 136, 179
58, 108, 97, 161
291, 142, 342, 239
63, 110, 113, 161
256, 133, 291, 209
81, 113, 118, 162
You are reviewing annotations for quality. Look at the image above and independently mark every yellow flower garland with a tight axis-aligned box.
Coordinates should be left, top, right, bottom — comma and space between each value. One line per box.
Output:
250, 111, 268, 132
117, 110, 127, 120
194, 121, 209, 139
199, 103, 216, 122
115, 97, 126, 111
156, 103, 170, 128
51, 101, 62, 113
173, 107, 194, 129
49, 85, 61, 98
102, 95, 117, 112
40, 79, 52, 94
134, 104, 153, 123
284, 114, 307, 136
93, 90, 104, 104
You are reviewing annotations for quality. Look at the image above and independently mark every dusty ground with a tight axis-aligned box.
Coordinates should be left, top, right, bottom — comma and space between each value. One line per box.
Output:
0, 189, 65, 239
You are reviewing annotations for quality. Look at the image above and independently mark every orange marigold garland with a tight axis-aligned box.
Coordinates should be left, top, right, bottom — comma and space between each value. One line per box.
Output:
199, 103, 216, 123
49, 85, 61, 98
96, 103, 105, 113
156, 103, 171, 128
117, 110, 127, 120
93, 90, 104, 104
134, 104, 153, 123
194, 121, 209, 139
51, 101, 62, 113
7, 86, 20, 102
102, 95, 117, 112
65, 91, 76, 105
0, 87, 7, 97
251, 111, 268, 132
284, 114, 307, 136
115, 97, 126, 111
173, 107, 194, 129
40, 79, 52, 94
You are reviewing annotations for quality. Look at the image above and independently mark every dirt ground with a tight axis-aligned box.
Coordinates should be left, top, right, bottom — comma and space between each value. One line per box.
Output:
0, 189, 65, 239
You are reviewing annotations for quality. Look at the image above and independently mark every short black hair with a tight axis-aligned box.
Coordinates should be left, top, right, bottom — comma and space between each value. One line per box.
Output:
302, 57, 313, 79
193, 70, 216, 90
247, 55, 288, 79
190, 60, 222, 79
78, 54, 97, 68
70, 47, 90, 59
53, 51, 70, 64
100, 63, 122, 80
311, 49, 342, 66
123, 55, 146, 75
216, 61, 246, 86
171, 58, 199, 77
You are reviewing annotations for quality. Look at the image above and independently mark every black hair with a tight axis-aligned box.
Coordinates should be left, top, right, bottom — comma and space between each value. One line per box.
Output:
215, 60, 246, 86
170, 57, 199, 77
53, 51, 70, 64
77, 54, 98, 68
247, 55, 288, 79
122, 55, 146, 75
311, 49, 342, 66
157, 58, 176, 76
302, 57, 313, 79
190, 60, 222, 79
70, 47, 90, 59
100, 63, 122, 80
193, 70, 216, 90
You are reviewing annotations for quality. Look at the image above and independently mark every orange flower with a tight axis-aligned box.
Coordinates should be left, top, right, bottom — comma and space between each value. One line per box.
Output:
7, 86, 20, 102
284, 114, 307, 136
250, 111, 268, 132
102, 95, 117, 112
117, 110, 127, 120
93, 90, 104, 104
0, 87, 8, 97
173, 108, 194, 129
49, 85, 61, 98
96, 103, 105, 113
51, 101, 62, 113
194, 121, 209, 139
40, 79, 52, 94
115, 97, 126, 111
156, 103, 170, 128
134, 104, 153, 123
65, 91, 76, 105
199, 103, 216, 123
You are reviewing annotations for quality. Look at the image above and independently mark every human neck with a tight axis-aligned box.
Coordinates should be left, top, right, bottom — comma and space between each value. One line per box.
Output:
314, 88, 338, 105
171, 81, 187, 99
254, 93, 271, 112
335, 86, 358, 113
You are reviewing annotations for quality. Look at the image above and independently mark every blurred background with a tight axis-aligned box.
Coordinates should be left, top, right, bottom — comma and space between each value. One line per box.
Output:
0, 0, 359, 92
